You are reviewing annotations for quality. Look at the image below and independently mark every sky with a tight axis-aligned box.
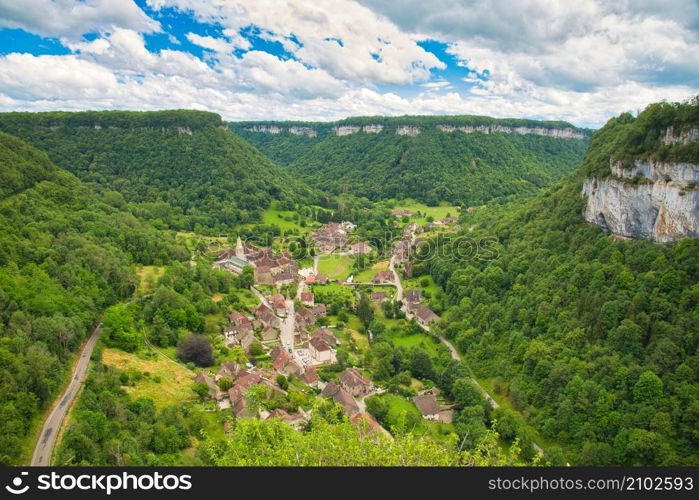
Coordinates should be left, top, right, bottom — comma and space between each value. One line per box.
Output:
0, 1, 698, 127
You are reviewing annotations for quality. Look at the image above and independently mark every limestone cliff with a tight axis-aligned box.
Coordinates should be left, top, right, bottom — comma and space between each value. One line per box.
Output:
582, 159, 699, 242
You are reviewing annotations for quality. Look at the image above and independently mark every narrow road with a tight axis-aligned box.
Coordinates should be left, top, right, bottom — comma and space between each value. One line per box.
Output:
31, 324, 102, 466
388, 254, 403, 302
393, 224, 543, 456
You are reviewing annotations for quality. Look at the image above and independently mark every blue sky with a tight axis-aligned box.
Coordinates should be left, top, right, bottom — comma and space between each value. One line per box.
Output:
0, 0, 697, 127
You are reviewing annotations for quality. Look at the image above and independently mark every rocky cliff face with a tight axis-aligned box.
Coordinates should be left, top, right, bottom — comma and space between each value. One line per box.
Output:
438, 123, 586, 139
582, 159, 699, 242
241, 122, 587, 139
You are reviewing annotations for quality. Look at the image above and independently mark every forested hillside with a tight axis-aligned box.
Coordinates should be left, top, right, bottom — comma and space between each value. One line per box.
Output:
0, 132, 188, 465
418, 101, 699, 465
232, 116, 590, 205
0, 111, 322, 234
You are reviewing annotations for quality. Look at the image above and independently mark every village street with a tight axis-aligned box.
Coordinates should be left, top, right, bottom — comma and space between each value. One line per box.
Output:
251, 285, 296, 353
388, 253, 404, 302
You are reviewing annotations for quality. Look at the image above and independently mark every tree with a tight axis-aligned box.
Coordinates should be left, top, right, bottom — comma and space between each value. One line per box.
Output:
365, 395, 389, 424
177, 334, 214, 367
408, 347, 434, 380
357, 293, 374, 326
452, 378, 483, 408
192, 382, 210, 401
238, 266, 254, 289
276, 375, 288, 391
249, 343, 265, 356
102, 304, 139, 352
218, 376, 234, 391
633, 371, 663, 405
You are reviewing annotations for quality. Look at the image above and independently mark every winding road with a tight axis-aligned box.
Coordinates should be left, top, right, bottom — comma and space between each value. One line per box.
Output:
31, 324, 102, 466
392, 225, 543, 456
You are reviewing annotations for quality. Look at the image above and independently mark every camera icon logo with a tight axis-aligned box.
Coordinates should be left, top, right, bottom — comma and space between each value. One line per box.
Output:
5, 472, 29, 495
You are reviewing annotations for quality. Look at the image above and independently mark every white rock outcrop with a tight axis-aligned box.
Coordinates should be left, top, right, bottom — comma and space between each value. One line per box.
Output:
396, 125, 420, 136
363, 124, 383, 133
582, 160, 699, 242
438, 124, 586, 139
662, 126, 699, 146
246, 125, 282, 134
334, 125, 361, 136
288, 126, 317, 137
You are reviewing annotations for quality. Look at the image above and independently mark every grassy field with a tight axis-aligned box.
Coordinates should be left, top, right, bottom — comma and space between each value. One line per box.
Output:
392, 199, 459, 225
327, 313, 370, 353
176, 231, 230, 252
101, 348, 196, 409
297, 256, 314, 268
381, 393, 424, 432
135, 265, 166, 294
388, 332, 441, 356
403, 274, 441, 300
231, 288, 260, 310
354, 260, 390, 282
317, 254, 354, 280
380, 393, 456, 441
262, 207, 307, 233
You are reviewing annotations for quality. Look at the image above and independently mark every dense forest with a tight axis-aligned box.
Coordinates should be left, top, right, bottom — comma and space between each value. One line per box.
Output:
579, 97, 699, 177
0, 132, 188, 464
0, 100, 696, 467
232, 116, 590, 206
0, 111, 323, 234
418, 100, 699, 465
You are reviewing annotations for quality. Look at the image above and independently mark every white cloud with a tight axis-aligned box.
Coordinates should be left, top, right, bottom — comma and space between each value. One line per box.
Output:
185, 32, 249, 52
0, 0, 159, 39
147, 0, 445, 85
237, 50, 344, 99
0, 0, 696, 127
0, 53, 118, 100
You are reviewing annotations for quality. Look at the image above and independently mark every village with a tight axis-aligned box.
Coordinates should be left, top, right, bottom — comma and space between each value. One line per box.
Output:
196, 208, 461, 434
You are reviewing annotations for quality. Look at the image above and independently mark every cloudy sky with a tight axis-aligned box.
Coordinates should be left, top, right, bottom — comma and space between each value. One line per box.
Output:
0, 0, 697, 127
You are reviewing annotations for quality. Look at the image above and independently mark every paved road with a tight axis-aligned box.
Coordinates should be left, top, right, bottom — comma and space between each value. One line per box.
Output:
31, 324, 102, 466
388, 254, 403, 302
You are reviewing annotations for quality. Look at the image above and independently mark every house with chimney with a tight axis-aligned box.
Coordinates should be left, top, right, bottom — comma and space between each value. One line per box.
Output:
260, 325, 279, 342
309, 335, 335, 364
271, 347, 302, 376
321, 381, 360, 416
300, 365, 320, 387
415, 305, 439, 327
413, 394, 440, 421
372, 271, 394, 284
269, 293, 287, 316
253, 303, 281, 328
295, 306, 316, 329
405, 289, 422, 305
312, 327, 338, 346
312, 303, 327, 317
350, 241, 373, 255
339, 367, 372, 397
300, 292, 314, 306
